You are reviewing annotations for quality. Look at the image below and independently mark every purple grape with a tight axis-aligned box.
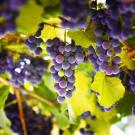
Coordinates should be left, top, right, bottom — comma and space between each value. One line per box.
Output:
55, 55, 64, 64
81, 111, 91, 119
65, 90, 72, 98
113, 56, 121, 64
65, 69, 73, 77
102, 41, 111, 50
35, 47, 42, 55
68, 75, 75, 83
62, 61, 70, 70
59, 80, 67, 88
57, 96, 65, 103
65, 45, 72, 52
68, 56, 76, 64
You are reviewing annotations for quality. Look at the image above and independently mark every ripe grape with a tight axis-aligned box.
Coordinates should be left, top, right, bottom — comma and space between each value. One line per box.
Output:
46, 38, 85, 103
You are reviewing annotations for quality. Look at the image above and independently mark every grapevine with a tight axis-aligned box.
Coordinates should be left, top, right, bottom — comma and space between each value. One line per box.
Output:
0, 0, 135, 135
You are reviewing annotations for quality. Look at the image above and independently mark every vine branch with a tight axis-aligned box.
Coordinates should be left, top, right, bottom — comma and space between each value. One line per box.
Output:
0, 77, 55, 107
15, 88, 27, 135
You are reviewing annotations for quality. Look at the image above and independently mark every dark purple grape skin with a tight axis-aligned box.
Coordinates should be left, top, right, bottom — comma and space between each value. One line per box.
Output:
59, 80, 67, 89
62, 61, 70, 70
57, 96, 65, 103
65, 69, 73, 77
81, 111, 91, 119
5, 95, 52, 135
60, 0, 89, 29
55, 55, 64, 64
46, 38, 85, 102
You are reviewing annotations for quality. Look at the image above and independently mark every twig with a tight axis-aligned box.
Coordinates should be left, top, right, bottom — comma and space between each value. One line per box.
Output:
0, 77, 55, 107
0, 34, 27, 42
121, 41, 135, 58
15, 88, 27, 135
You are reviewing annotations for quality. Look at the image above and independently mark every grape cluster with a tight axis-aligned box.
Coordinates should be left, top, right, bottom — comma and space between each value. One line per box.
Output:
46, 38, 85, 103
25, 36, 43, 55
25, 22, 45, 55
119, 70, 135, 93
90, 1, 135, 41
5, 95, 52, 135
60, 0, 89, 29
0, 0, 26, 35
88, 39, 121, 75
7, 55, 48, 87
88, 0, 135, 75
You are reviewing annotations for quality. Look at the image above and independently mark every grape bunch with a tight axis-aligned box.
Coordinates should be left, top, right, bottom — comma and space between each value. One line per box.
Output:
0, 0, 26, 35
60, 0, 89, 29
88, 39, 121, 75
7, 55, 48, 87
90, 0, 135, 41
25, 36, 43, 55
46, 38, 85, 103
119, 70, 135, 93
25, 22, 45, 55
5, 95, 52, 135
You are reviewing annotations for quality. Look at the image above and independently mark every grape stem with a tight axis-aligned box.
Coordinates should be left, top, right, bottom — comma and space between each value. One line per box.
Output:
0, 34, 27, 42
0, 77, 55, 107
121, 41, 135, 58
15, 88, 27, 135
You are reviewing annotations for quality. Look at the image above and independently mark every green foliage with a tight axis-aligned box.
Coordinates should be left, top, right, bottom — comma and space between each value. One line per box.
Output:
42, 5, 61, 19
91, 72, 125, 107
67, 29, 96, 48
67, 72, 91, 117
17, 0, 43, 34
41, 24, 65, 41
34, 73, 57, 101
0, 85, 10, 110
0, 110, 16, 135
116, 91, 135, 117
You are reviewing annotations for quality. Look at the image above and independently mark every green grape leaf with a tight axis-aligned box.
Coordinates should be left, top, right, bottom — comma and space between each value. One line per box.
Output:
17, 0, 43, 34
0, 85, 10, 110
116, 91, 135, 117
42, 5, 61, 19
41, 103, 69, 128
67, 29, 96, 48
67, 72, 91, 116
0, 110, 16, 135
119, 48, 135, 70
89, 94, 117, 121
91, 72, 125, 107
52, 108, 69, 128
41, 24, 65, 41
0, 110, 11, 128
34, 73, 57, 101
89, 119, 110, 135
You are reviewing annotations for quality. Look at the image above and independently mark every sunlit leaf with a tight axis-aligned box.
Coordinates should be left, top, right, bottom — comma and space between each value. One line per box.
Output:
91, 72, 125, 107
